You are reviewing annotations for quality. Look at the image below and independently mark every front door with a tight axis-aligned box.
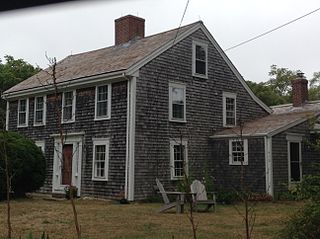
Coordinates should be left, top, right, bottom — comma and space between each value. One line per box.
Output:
52, 134, 83, 196
62, 144, 73, 185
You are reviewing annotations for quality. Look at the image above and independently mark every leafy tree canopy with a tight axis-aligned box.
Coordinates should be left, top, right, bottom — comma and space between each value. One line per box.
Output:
0, 55, 41, 94
247, 65, 320, 106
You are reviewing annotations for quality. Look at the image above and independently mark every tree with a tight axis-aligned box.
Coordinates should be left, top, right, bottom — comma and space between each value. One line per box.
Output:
246, 81, 287, 106
0, 55, 41, 127
308, 72, 320, 101
0, 131, 46, 199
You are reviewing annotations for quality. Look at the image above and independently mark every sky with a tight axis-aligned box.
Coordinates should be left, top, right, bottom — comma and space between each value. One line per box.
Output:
0, 0, 319, 83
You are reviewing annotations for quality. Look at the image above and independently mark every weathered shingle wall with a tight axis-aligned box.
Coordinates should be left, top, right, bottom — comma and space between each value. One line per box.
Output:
8, 81, 128, 199
272, 120, 320, 196
134, 29, 268, 200
211, 137, 266, 193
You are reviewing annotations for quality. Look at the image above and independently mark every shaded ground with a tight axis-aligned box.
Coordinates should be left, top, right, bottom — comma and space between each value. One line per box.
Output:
0, 198, 302, 239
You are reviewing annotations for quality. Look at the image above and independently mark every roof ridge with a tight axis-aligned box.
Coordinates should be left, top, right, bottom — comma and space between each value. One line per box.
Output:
66, 20, 202, 59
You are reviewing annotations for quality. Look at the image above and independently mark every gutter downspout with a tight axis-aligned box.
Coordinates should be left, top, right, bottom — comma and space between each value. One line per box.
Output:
5, 101, 9, 131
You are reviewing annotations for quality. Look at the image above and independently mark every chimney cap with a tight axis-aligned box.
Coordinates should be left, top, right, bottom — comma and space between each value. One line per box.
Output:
296, 70, 305, 78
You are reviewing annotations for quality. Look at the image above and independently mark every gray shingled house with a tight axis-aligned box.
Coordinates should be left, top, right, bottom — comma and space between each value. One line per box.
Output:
3, 15, 320, 200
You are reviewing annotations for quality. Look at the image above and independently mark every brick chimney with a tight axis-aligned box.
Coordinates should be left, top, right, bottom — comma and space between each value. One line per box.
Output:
115, 15, 145, 45
292, 71, 308, 107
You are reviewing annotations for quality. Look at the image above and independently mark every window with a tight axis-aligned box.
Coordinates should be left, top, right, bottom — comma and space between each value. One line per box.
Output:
192, 41, 208, 78
95, 84, 111, 120
287, 135, 302, 184
170, 140, 188, 179
229, 139, 248, 165
169, 83, 186, 122
18, 98, 29, 127
34, 96, 46, 126
223, 92, 236, 127
62, 91, 76, 123
92, 138, 109, 181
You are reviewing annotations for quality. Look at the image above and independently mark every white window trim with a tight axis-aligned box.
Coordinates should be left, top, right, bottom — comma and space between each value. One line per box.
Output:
287, 135, 302, 185
33, 95, 47, 126
170, 139, 188, 180
223, 92, 237, 127
169, 82, 186, 123
192, 40, 208, 79
229, 139, 248, 165
35, 140, 45, 153
61, 90, 76, 123
94, 84, 112, 121
92, 138, 110, 181
17, 98, 29, 128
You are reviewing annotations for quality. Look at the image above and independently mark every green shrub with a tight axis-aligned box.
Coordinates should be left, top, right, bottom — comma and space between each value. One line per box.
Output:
216, 189, 238, 204
0, 131, 46, 199
280, 202, 320, 239
64, 186, 78, 200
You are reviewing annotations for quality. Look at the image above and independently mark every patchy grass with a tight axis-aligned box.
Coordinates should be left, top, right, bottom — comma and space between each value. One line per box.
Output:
0, 198, 303, 239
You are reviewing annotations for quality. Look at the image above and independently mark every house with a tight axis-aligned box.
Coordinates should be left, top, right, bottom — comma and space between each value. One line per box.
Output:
3, 15, 319, 200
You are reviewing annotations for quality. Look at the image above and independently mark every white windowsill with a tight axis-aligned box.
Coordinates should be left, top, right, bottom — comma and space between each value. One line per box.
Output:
169, 119, 187, 123
17, 124, 28, 128
92, 178, 108, 182
192, 73, 208, 79
94, 116, 111, 121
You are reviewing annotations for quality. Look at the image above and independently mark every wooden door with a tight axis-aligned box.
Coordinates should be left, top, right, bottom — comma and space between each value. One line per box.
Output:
62, 144, 73, 185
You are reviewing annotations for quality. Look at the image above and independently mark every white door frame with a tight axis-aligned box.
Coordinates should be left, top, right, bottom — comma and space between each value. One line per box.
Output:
286, 134, 302, 187
51, 132, 84, 196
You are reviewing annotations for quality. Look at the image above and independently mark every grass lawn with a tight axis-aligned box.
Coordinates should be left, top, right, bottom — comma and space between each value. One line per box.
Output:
0, 198, 303, 239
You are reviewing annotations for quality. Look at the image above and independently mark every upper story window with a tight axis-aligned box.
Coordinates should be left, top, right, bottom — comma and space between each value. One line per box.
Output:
223, 92, 236, 127
192, 41, 208, 78
95, 84, 111, 120
170, 140, 188, 180
92, 138, 109, 181
62, 91, 76, 123
229, 139, 248, 165
169, 82, 186, 122
34, 96, 46, 126
18, 98, 29, 127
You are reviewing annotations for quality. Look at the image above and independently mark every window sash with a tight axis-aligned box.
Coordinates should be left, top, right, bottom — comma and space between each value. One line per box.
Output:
62, 91, 74, 122
169, 84, 186, 121
170, 140, 187, 179
34, 97, 44, 124
193, 42, 208, 77
229, 139, 248, 165
92, 140, 109, 180
18, 99, 28, 126
223, 93, 236, 127
96, 85, 109, 118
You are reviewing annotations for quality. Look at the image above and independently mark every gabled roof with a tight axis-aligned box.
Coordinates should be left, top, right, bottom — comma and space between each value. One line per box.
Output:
211, 101, 320, 138
2, 20, 271, 113
5, 21, 198, 95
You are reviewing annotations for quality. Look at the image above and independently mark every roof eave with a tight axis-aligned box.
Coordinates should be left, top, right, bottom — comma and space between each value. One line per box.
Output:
2, 69, 127, 100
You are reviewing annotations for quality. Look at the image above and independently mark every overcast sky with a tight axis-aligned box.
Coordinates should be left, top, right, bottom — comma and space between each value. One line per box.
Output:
0, 0, 319, 82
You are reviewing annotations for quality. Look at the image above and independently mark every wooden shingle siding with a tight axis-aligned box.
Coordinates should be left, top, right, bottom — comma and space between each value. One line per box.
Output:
134, 29, 268, 200
211, 137, 266, 193
272, 120, 320, 195
7, 81, 128, 199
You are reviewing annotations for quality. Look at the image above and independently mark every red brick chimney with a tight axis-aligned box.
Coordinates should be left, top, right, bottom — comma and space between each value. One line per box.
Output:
292, 71, 308, 107
115, 15, 145, 45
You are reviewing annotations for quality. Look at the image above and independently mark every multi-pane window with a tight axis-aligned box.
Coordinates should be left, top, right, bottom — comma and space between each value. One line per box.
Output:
229, 139, 248, 165
34, 96, 46, 125
223, 92, 236, 127
92, 139, 109, 181
170, 140, 188, 179
18, 99, 28, 127
169, 83, 186, 122
62, 91, 75, 122
95, 85, 111, 120
192, 41, 208, 77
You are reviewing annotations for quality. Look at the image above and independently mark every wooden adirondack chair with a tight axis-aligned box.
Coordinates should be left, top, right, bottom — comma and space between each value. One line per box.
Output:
155, 178, 184, 213
190, 179, 216, 212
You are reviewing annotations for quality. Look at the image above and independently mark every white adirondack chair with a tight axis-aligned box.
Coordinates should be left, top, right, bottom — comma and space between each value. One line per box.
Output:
190, 179, 216, 212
